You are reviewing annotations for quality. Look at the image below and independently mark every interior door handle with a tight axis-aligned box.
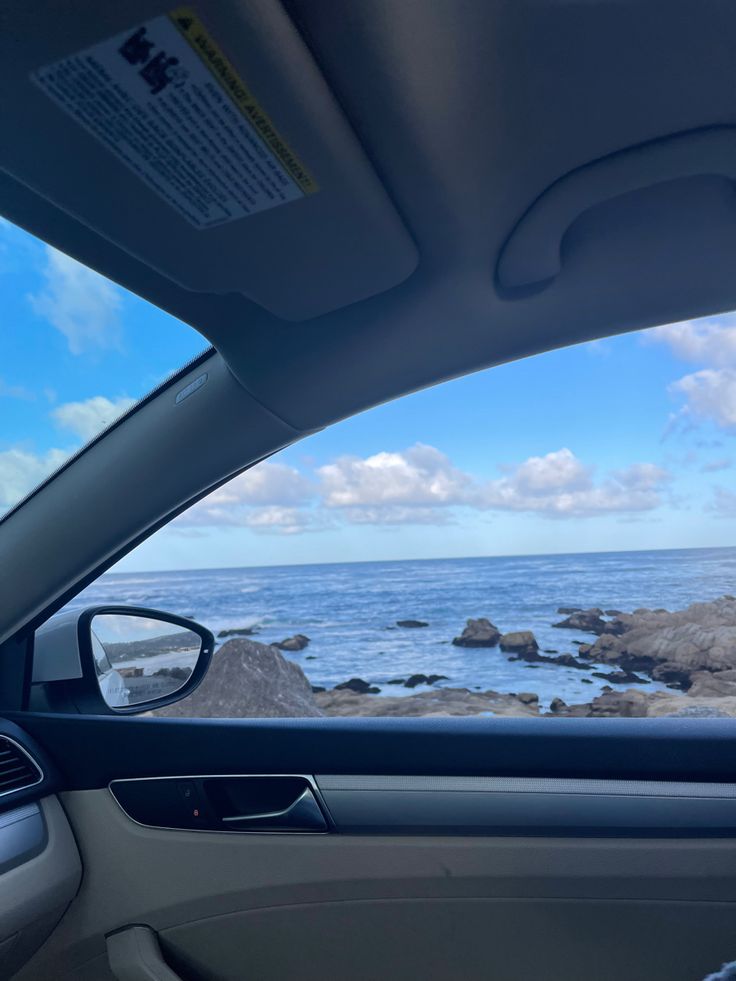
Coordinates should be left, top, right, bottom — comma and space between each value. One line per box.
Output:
107, 925, 184, 981
221, 786, 327, 831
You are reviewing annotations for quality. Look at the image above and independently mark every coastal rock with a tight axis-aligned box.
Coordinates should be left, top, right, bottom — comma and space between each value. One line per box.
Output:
153, 638, 321, 718
396, 619, 429, 628
315, 687, 540, 717
591, 669, 648, 685
557, 607, 583, 615
587, 688, 648, 717
217, 625, 259, 638
499, 631, 539, 657
553, 609, 611, 635
687, 669, 736, 698
404, 673, 449, 688
275, 633, 310, 652
507, 648, 589, 669
517, 692, 539, 705
646, 694, 736, 718
584, 596, 736, 689
546, 687, 648, 718
452, 618, 501, 648
334, 677, 380, 694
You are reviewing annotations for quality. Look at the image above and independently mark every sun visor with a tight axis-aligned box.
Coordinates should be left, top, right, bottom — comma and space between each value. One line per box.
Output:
1, 1, 418, 320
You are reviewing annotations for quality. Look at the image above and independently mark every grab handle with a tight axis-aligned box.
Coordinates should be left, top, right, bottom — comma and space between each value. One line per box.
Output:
496, 127, 736, 290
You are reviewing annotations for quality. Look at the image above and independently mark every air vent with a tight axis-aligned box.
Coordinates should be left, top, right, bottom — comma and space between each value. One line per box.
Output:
0, 736, 42, 796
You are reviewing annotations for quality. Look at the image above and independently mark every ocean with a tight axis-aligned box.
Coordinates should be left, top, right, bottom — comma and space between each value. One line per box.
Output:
67, 546, 736, 709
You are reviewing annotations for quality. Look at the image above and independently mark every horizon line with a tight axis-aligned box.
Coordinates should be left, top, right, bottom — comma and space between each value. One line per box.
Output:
110, 541, 736, 577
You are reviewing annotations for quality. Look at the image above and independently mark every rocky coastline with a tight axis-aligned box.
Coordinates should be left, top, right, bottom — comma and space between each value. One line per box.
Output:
152, 595, 736, 719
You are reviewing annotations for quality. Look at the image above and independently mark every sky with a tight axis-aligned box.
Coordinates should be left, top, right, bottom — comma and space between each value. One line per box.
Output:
1, 217, 735, 572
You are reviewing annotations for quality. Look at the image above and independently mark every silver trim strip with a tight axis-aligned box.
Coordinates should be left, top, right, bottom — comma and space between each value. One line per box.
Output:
0, 736, 44, 800
315, 775, 736, 832
315, 775, 736, 798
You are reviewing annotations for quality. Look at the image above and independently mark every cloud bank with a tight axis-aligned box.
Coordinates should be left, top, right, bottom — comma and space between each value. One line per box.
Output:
168, 444, 673, 535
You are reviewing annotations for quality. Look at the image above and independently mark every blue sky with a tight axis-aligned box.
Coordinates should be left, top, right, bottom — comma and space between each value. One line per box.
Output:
1, 218, 735, 571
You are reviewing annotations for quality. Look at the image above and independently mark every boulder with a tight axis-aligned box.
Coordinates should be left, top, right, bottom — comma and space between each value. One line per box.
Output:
546, 687, 648, 718
153, 638, 321, 718
217, 625, 259, 638
396, 619, 429, 628
517, 692, 539, 705
499, 631, 539, 657
452, 618, 501, 648
587, 688, 648, 717
334, 677, 380, 694
507, 648, 589, 669
583, 596, 736, 689
553, 609, 610, 635
688, 669, 736, 698
591, 669, 648, 684
557, 607, 583, 615
275, 633, 310, 652
404, 673, 449, 688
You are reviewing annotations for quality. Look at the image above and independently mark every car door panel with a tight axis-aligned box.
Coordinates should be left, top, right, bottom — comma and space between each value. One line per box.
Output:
4, 713, 736, 980
13, 786, 736, 981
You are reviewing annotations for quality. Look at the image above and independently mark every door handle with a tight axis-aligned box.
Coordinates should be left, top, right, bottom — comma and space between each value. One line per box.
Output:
221, 786, 327, 831
107, 925, 184, 981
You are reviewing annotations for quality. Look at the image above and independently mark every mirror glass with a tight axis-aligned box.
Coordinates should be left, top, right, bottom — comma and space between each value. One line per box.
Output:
90, 613, 202, 708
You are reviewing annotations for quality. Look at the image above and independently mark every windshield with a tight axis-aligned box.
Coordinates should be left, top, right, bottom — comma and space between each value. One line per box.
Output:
0, 219, 207, 515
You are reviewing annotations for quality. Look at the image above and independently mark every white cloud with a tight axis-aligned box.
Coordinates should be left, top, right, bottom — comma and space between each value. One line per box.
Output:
474, 449, 670, 518
318, 444, 470, 510
647, 317, 736, 433
165, 444, 673, 534
175, 462, 315, 534
241, 506, 316, 535
315, 445, 668, 524
647, 317, 736, 367
669, 369, 736, 431
0, 448, 69, 511
27, 246, 123, 354
52, 395, 137, 442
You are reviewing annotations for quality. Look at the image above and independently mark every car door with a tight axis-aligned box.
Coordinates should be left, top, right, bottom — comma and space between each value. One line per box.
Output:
3, 696, 736, 980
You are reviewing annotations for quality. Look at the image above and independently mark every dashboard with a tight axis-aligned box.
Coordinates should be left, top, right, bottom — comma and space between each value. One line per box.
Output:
0, 722, 81, 981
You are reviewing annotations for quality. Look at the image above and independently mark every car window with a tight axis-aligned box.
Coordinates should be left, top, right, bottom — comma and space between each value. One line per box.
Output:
60, 311, 736, 721
0, 219, 207, 516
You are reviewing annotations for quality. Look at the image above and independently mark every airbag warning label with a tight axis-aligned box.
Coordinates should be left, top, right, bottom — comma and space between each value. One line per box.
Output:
32, 7, 317, 229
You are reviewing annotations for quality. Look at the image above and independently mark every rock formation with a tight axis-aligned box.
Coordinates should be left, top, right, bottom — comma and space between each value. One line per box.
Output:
452, 618, 501, 647
153, 638, 322, 718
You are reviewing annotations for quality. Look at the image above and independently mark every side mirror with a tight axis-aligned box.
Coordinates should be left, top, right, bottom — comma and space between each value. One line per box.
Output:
33, 606, 214, 715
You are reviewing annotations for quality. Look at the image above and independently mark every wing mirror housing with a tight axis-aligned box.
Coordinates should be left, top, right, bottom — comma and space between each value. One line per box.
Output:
32, 606, 214, 715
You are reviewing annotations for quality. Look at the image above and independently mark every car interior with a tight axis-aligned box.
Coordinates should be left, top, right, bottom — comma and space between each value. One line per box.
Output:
2, 2, 736, 979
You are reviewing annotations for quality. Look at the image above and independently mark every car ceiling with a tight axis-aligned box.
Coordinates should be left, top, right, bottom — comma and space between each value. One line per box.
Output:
2, 1, 736, 640
4, 0, 736, 431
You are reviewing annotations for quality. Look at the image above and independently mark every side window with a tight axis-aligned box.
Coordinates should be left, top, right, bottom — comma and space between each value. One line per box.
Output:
63, 318, 736, 721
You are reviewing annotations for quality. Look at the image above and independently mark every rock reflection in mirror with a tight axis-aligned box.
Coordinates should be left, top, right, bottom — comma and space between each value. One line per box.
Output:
91, 614, 201, 708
